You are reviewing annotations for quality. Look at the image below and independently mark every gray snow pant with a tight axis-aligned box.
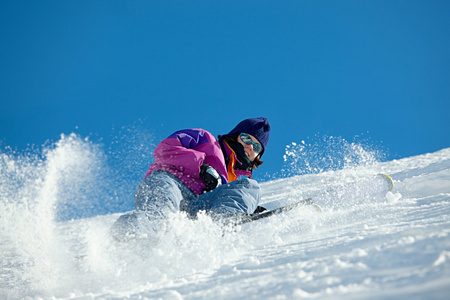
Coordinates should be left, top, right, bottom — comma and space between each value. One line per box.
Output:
135, 170, 261, 219
111, 171, 261, 239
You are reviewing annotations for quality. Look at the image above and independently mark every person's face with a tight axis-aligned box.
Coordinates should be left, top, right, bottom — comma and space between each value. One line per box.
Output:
238, 133, 262, 161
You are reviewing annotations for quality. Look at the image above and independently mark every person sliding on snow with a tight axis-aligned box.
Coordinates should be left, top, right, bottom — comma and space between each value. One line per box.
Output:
111, 117, 271, 241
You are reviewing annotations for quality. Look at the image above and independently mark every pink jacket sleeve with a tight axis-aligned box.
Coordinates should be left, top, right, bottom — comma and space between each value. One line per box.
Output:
145, 129, 228, 195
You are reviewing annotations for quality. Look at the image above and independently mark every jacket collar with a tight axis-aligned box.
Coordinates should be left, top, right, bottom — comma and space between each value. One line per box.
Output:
222, 141, 252, 181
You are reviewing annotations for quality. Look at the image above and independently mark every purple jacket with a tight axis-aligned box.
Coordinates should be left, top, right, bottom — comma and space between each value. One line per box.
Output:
145, 129, 229, 195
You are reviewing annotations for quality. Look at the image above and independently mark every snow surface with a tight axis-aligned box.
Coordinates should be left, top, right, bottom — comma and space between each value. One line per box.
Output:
1, 134, 449, 299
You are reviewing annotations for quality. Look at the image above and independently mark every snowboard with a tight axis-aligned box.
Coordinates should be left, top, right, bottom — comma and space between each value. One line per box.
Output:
235, 174, 394, 225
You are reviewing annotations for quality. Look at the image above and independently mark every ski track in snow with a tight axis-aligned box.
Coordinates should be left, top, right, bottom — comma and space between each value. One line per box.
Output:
1, 139, 449, 299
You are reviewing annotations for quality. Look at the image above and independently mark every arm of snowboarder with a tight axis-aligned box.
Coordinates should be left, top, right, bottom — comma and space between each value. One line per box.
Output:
153, 129, 227, 183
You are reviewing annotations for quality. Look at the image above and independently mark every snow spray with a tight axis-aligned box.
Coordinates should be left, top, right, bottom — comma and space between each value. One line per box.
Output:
0, 134, 111, 297
281, 134, 385, 177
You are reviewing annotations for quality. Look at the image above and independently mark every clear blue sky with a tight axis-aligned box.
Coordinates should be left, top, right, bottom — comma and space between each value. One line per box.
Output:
1, 0, 449, 179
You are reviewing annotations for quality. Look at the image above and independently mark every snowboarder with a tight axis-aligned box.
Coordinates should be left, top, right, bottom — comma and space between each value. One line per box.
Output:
111, 117, 271, 241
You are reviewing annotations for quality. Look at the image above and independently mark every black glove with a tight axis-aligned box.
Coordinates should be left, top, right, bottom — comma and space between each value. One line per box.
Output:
200, 163, 222, 193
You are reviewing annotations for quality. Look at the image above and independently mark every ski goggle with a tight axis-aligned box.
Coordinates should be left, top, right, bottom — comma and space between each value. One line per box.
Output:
239, 133, 263, 154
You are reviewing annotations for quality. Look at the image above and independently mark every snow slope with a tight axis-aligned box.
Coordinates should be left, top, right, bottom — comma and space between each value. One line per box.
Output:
1, 135, 449, 299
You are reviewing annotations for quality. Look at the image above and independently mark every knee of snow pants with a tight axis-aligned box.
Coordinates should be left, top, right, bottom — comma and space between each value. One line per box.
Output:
191, 177, 261, 219
134, 170, 195, 219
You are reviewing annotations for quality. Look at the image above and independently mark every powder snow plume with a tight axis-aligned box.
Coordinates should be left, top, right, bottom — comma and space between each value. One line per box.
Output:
1, 132, 449, 299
